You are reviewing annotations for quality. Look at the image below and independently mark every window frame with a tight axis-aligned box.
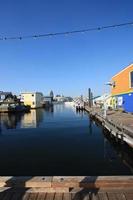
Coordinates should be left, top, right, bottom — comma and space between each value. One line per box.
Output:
129, 71, 133, 88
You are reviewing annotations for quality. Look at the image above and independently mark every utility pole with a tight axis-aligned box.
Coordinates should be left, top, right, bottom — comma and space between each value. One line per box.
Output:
91, 91, 93, 107
88, 88, 91, 107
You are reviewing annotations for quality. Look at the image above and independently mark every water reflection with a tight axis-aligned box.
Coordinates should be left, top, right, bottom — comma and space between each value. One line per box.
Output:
0, 113, 23, 130
0, 106, 55, 131
0, 115, 1, 134
88, 118, 93, 135
76, 109, 84, 118
21, 109, 43, 128
103, 129, 133, 173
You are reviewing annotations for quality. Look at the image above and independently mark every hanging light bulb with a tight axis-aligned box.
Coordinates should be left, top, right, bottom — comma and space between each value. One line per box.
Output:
33, 35, 37, 39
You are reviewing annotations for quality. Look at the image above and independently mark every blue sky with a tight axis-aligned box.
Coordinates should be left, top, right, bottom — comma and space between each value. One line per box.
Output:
0, 0, 133, 97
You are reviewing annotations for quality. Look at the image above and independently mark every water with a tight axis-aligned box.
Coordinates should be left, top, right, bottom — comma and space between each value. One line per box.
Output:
0, 103, 133, 175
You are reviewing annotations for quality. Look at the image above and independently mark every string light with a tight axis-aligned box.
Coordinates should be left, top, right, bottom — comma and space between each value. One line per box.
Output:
0, 21, 133, 41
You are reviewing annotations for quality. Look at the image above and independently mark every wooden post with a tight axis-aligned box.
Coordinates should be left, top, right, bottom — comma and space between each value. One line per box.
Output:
88, 88, 91, 107
91, 92, 93, 107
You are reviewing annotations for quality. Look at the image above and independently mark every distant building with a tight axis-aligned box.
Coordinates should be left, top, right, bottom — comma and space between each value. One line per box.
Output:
43, 96, 53, 105
54, 95, 67, 102
50, 90, 54, 101
0, 92, 12, 102
93, 93, 110, 107
20, 92, 43, 108
111, 63, 133, 112
0, 92, 29, 112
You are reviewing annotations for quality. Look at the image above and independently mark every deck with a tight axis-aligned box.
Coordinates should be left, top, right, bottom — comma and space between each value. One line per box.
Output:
0, 176, 133, 199
0, 188, 133, 200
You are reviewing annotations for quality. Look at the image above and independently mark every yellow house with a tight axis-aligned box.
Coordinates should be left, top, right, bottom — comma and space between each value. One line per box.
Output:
21, 92, 43, 108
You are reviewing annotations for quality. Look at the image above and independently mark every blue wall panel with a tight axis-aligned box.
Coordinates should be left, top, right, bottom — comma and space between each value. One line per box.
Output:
117, 93, 133, 112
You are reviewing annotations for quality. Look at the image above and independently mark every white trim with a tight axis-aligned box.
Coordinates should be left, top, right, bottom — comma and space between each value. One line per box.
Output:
112, 63, 133, 78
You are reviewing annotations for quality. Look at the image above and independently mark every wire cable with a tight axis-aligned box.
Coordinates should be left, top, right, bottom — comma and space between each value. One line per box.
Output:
0, 21, 133, 41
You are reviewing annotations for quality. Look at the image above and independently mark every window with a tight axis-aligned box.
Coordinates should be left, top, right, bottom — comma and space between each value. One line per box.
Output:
130, 71, 133, 88
32, 102, 35, 105
32, 94, 34, 97
112, 81, 116, 88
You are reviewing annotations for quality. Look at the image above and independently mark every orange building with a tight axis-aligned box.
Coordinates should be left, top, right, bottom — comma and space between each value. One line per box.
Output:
111, 64, 133, 112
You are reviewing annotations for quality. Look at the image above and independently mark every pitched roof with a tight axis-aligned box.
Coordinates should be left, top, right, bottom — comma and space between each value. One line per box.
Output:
112, 63, 133, 78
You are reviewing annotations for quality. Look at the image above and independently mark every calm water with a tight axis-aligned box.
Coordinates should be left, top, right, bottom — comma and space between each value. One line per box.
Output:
0, 103, 133, 175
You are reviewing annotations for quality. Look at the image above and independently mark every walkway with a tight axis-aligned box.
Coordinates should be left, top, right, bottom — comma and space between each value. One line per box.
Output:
0, 176, 133, 200
0, 189, 133, 200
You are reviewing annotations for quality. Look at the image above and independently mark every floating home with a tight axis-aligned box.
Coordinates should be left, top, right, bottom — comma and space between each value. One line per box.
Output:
0, 92, 12, 102
0, 92, 29, 113
42, 96, 53, 107
20, 92, 43, 109
111, 64, 133, 112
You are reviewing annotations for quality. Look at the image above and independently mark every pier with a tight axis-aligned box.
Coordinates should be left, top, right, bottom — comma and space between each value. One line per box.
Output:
85, 106, 133, 148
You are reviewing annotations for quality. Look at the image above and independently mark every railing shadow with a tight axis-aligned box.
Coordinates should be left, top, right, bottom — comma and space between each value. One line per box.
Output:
0, 176, 100, 199
72, 176, 99, 200
0, 176, 33, 199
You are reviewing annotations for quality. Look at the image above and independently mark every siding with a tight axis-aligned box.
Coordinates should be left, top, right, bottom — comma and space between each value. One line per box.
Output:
111, 64, 133, 96
117, 93, 133, 112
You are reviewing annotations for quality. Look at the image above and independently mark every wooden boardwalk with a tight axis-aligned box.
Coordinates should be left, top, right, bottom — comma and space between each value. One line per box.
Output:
84, 106, 133, 148
0, 189, 133, 200
0, 176, 133, 199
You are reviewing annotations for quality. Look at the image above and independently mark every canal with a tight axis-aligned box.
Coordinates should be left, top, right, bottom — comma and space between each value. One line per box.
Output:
0, 103, 133, 175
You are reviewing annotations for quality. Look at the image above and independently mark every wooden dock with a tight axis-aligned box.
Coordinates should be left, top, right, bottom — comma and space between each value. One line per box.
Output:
0, 188, 133, 200
84, 106, 133, 148
0, 176, 133, 199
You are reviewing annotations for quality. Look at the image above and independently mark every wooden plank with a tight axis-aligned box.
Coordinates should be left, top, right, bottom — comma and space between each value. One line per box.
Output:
115, 193, 127, 200
74, 189, 90, 200
70, 189, 99, 200
1, 192, 13, 200
124, 192, 133, 200
27, 187, 68, 193
79, 176, 133, 189
97, 188, 133, 193
22, 193, 31, 200
54, 193, 63, 200
28, 193, 38, 200
80, 193, 90, 200
98, 192, 108, 200
71, 193, 81, 200
0, 176, 53, 188
45, 193, 55, 200
11, 192, 27, 200
106, 193, 117, 200
0, 176, 133, 189
52, 176, 85, 188
63, 193, 72, 200
0, 192, 8, 200
36, 193, 46, 200
89, 193, 99, 200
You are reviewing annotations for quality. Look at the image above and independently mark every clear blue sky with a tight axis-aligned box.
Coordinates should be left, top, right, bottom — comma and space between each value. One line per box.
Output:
0, 0, 133, 97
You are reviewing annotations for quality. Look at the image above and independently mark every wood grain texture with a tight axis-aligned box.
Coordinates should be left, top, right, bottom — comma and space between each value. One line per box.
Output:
0, 190, 132, 200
